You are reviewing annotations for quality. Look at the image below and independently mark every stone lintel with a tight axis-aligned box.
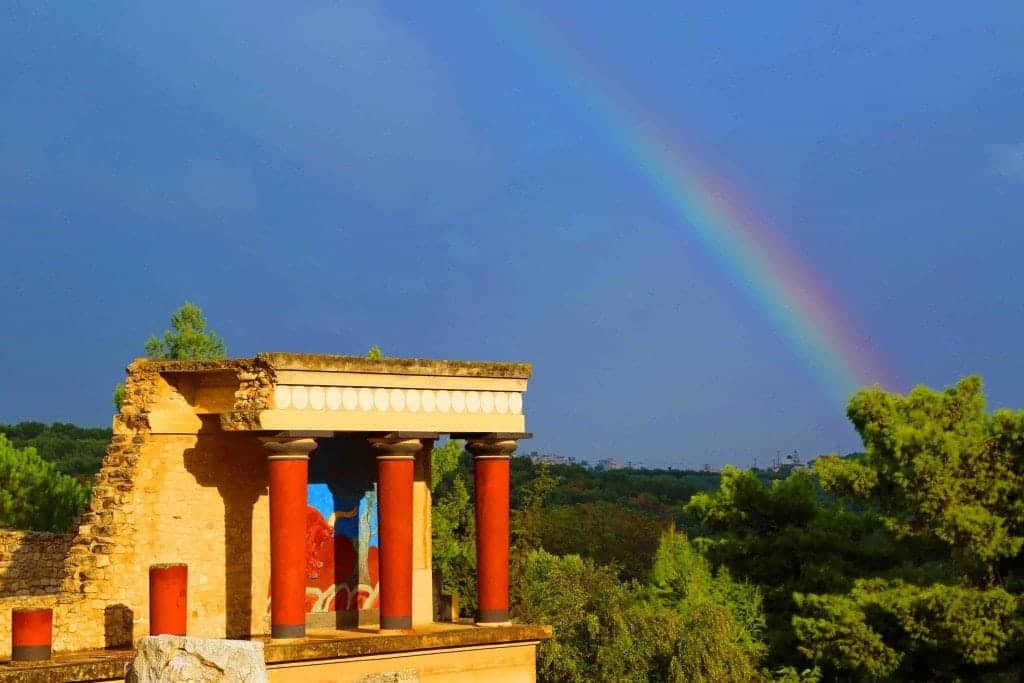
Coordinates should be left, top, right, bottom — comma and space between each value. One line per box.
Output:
263, 625, 553, 664
143, 354, 531, 436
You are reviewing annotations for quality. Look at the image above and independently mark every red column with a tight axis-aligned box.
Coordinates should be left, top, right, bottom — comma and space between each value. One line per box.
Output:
262, 437, 317, 639
149, 563, 187, 635
11, 608, 52, 661
371, 438, 421, 631
468, 439, 517, 625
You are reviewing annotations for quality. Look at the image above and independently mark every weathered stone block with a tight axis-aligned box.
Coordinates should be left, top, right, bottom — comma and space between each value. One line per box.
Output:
126, 636, 268, 683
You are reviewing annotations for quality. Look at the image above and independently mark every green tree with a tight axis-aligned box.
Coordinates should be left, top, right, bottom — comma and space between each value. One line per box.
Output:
514, 548, 668, 682
533, 501, 667, 581
143, 301, 227, 360
0, 422, 111, 477
0, 434, 90, 532
430, 440, 477, 612
689, 377, 1024, 679
514, 536, 767, 682
365, 345, 384, 359
649, 530, 766, 681
791, 376, 1024, 679
685, 465, 895, 669
113, 301, 227, 410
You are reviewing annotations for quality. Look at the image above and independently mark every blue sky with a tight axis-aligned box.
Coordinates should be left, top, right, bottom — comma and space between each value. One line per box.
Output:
2, 2, 1022, 467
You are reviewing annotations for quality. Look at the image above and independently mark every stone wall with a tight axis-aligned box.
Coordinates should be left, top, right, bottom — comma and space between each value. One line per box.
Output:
0, 530, 74, 657
0, 361, 276, 655
128, 429, 271, 640
0, 531, 72, 596
0, 363, 162, 654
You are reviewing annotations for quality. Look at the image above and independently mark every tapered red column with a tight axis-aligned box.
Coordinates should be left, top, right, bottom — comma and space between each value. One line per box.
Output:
370, 437, 421, 631
262, 437, 317, 639
468, 438, 517, 625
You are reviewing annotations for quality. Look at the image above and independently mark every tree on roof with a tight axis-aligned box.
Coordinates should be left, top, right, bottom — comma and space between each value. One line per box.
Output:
113, 301, 227, 410
143, 301, 226, 361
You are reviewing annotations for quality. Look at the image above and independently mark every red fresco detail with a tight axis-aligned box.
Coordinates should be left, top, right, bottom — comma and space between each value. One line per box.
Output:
306, 506, 334, 590
286, 504, 381, 613
368, 546, 379, 587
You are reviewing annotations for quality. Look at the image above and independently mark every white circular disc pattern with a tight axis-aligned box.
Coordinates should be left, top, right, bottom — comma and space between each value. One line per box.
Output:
309, 386, 325, 410
422, 390, 436, 412
274, 385, 292, 410
325, 387, 342, 411
389, 388, 405, 412
342, 387, 358, 411
405, 388, 420, 412
358, 388, 374, 411
273, 386, 524, 418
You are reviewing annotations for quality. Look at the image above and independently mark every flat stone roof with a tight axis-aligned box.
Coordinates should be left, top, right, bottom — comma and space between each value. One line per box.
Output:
142, 353, 532, 379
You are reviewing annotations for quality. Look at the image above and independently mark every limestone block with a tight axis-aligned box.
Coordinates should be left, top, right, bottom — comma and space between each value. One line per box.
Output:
125, 636, 268, 683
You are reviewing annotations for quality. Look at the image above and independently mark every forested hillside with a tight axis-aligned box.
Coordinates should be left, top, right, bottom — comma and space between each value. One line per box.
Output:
0, 422, 111, 477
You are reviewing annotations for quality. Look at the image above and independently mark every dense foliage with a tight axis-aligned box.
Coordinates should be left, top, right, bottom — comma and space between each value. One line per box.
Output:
0, 422, 111, 476
685, 466, 897, 670
0, 434, 90, 532
433, 442, 766, 679
688, 376, 1024, 680
431, 440, 478, 610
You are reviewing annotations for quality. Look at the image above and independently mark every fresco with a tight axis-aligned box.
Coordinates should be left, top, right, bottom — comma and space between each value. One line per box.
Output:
304, 482, 379, 612
264, 439, 380, 616
305, 437, 380, 614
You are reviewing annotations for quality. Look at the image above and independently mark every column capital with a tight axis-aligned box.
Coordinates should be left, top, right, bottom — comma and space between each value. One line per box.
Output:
260, 437, 318, 460
466, 438, 518, 460
369, 437, 424, 460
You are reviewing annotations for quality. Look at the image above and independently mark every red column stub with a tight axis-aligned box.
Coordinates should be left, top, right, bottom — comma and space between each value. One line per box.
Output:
262, 436, 318, 639
370, 437, 422, 632
149, 563, 188, 636
468, 438, 517, 626
11, 608, 52, 662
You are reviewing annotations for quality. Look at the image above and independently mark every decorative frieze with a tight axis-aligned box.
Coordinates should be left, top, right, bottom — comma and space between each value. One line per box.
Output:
272, 386, 524, 416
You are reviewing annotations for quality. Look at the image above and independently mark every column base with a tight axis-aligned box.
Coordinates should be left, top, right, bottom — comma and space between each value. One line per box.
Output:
271, 624, 306, 639
475, 609, 510, 626
11, 645, 51, 662
380, 615, 412, 630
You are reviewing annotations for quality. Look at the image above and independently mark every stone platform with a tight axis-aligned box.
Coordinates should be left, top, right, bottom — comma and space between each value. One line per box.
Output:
0, 623, 551, 683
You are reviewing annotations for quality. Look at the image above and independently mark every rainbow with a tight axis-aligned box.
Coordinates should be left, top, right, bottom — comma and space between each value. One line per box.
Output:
486, 4, 888, 405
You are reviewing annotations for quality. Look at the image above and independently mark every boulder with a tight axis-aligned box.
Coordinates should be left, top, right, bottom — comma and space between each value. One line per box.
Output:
125, 635, 268, 683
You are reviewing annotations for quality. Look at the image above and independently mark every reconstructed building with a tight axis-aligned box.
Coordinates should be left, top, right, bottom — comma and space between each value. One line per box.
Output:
0, 353, 549, 681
